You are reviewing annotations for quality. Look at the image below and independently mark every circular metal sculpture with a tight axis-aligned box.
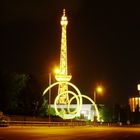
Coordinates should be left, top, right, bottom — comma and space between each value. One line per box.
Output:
43, 81, 100, 121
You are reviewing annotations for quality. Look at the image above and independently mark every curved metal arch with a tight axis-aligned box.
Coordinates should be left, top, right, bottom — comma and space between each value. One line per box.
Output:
81, 95, 100, 121
43, 81, 81, 98
43, 81, 83, 119
69, 94, 100, 121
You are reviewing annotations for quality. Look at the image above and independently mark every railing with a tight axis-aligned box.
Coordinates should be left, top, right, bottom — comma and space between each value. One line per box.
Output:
2, 121, 140, 127
8, 121, 87, 127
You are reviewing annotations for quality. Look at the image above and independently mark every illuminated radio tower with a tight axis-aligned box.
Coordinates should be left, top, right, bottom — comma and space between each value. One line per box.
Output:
55, 9, 72, 104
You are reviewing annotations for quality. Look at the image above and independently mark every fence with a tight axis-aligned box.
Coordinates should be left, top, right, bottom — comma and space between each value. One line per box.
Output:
8, 121, 87, 127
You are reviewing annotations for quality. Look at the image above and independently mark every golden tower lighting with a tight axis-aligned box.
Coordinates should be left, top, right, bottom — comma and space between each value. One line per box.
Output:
55, 9, 72, 104
43, 9, 100, 120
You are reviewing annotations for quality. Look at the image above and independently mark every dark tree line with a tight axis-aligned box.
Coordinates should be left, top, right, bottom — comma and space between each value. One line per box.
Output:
0, 70, 44, 116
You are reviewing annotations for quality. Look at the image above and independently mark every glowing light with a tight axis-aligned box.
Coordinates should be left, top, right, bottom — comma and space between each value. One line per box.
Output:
96, 86, 103, 93
100, 119, 104, 122
55, 68, 60, 74
137, 84, 140, 91
61, 9, 68, 26
129, 97, 140, 112
81, 110, 86, 114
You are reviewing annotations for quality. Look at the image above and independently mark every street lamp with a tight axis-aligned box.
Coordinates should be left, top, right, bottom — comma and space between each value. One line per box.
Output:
55, 68, 60, 74
48, 68, 59, 122
94, 86, 103, 104
93, 86, 103, 123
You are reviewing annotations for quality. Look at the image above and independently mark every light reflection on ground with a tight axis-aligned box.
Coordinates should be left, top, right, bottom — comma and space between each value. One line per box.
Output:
0, 126, 140, 140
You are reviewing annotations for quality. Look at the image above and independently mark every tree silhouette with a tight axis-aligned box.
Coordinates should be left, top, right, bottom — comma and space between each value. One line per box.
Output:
0, 71, 42, 115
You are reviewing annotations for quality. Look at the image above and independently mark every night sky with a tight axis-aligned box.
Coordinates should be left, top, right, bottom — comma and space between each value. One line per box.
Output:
1, 1, 140, 105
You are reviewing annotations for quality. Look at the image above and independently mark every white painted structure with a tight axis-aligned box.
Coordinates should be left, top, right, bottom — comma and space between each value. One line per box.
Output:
50, 104, 94, 121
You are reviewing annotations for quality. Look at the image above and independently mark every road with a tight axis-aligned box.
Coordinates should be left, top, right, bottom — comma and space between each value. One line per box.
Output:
0, 126, 140, 140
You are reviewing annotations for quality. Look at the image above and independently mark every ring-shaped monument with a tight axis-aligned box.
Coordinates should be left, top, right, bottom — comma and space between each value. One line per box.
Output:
43, 81, 83, 119
43, 81, 100, 120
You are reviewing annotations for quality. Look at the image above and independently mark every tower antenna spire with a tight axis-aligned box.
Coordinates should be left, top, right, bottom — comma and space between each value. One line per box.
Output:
63, 9, 65, 16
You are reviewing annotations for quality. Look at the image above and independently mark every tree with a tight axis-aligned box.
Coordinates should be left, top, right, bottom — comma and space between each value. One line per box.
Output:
13, 74, 42, 115
0, 71, 42, 115
38, 98, 48, 116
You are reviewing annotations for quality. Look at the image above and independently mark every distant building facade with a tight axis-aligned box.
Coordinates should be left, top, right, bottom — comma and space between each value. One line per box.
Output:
129, 97, 140, 112
50, 104, 105, 121
50, 104, 96, 121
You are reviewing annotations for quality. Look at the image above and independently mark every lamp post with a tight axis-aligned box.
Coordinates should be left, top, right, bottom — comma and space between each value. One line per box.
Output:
48, 68, 59, 122
93, 85, 103, 122
94, 91, 96, 104
48, 73, 51, 122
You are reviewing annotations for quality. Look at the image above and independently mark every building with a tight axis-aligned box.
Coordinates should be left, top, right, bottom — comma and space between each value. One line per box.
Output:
50, 104, 105, 121
129, 97, 140, 112
50, 104, 94, 121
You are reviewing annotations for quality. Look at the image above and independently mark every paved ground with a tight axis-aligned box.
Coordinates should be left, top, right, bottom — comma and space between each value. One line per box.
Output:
0, 126, 140, 140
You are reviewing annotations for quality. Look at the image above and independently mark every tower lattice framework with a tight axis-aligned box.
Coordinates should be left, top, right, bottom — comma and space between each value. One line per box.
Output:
55, 9, 72, 104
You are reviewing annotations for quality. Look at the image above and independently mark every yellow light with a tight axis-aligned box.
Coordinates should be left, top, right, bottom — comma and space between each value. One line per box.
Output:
96, 86, 103, 93
137, 84, 140, 91
54, 68, 60, 74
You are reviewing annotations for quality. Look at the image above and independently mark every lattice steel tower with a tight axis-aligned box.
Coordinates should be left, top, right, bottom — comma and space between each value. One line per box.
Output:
55, 9, 72, 104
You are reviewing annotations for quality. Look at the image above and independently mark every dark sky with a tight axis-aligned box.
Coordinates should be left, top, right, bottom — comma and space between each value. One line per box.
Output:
1, 0, 140, 104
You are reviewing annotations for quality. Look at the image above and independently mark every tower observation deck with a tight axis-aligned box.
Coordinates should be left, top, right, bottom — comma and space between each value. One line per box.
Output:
55, 9, 72, 104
